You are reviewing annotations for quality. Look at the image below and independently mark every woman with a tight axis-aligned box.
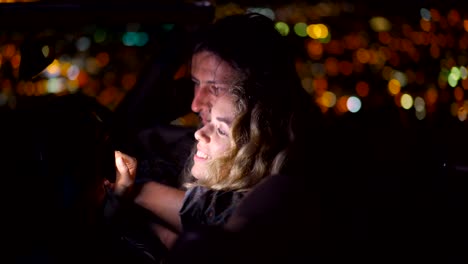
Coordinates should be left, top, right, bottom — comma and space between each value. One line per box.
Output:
110, 12, 320, 257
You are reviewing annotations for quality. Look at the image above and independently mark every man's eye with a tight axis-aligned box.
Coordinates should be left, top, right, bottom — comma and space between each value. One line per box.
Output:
210, 86, 220, 96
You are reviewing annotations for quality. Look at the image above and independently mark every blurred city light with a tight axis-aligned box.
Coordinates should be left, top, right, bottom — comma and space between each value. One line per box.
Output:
0, 0, 466, 125
347, 96, 361, 113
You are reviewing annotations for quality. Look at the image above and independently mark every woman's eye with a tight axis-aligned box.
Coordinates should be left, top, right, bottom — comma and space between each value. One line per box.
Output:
217, 128, 227, 136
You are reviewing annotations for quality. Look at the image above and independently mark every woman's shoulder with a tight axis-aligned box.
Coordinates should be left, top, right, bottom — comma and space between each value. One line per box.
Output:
184, 186, 248, 205
180, 186, 249, 228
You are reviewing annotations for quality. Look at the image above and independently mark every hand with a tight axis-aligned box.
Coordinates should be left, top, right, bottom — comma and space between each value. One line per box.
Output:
113, 150, 137, 196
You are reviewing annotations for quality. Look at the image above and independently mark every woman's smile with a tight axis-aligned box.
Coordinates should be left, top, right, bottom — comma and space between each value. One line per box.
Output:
194, 149, 210, 161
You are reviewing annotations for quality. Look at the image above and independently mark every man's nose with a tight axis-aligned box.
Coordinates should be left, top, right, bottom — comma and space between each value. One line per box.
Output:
191, 86, 210, 113
191, 89, 201, 112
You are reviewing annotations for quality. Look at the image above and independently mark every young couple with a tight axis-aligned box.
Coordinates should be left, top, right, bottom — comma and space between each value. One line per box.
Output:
109, 12, 320, 260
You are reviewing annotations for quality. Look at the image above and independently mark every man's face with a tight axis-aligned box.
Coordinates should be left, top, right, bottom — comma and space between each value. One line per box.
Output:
191, 51, 237, 124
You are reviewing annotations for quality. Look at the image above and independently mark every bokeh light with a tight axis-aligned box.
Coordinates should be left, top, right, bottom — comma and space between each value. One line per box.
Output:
414, 96, 425, 112
275, 21, 289, 36
1, 1, 467, 122
307, 24, 329, 39
347, 96, 361, 113
400, 93, 413, 110
369, 16, 392, 32
388, 79, 401, 95
294, 22, 308, 37
320, 91, 336, 108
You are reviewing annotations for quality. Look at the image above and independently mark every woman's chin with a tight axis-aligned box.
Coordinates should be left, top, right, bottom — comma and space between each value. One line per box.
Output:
191, 165, 205, 180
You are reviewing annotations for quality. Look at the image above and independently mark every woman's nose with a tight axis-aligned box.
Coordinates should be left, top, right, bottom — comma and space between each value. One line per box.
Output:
194, 126, 210, 143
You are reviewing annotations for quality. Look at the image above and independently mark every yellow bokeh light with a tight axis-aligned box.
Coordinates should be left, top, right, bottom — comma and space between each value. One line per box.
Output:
45, 59, 61, 77
307, 24, 329, 39
307, 24, 319, 39
400, 93, 413, 109
320, 91, 336, 108
60, 62, 72, 77
388, 79, 401, 95
369, 16, 392, 32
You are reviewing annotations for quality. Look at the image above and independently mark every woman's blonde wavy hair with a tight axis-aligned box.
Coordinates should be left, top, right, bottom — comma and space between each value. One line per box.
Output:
183, 80, 294, 192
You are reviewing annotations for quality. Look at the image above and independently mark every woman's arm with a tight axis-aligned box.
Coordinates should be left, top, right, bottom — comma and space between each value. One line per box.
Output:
134, 181, 186, 233
151, 223, 179, 249
111, 150, 188, 260
114, 150, 186, 232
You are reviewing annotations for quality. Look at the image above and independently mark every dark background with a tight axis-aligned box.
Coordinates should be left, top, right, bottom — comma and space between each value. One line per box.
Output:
0, 1, 467, 262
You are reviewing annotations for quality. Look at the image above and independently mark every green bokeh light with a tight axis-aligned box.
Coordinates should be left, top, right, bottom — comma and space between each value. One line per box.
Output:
450, 66, 461, 81
294, 22, 308, 37
448, 73, 458, 87
275, 21, 290, 36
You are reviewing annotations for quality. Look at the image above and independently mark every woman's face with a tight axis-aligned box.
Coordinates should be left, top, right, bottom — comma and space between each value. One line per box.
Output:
191, 94, 237, 180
